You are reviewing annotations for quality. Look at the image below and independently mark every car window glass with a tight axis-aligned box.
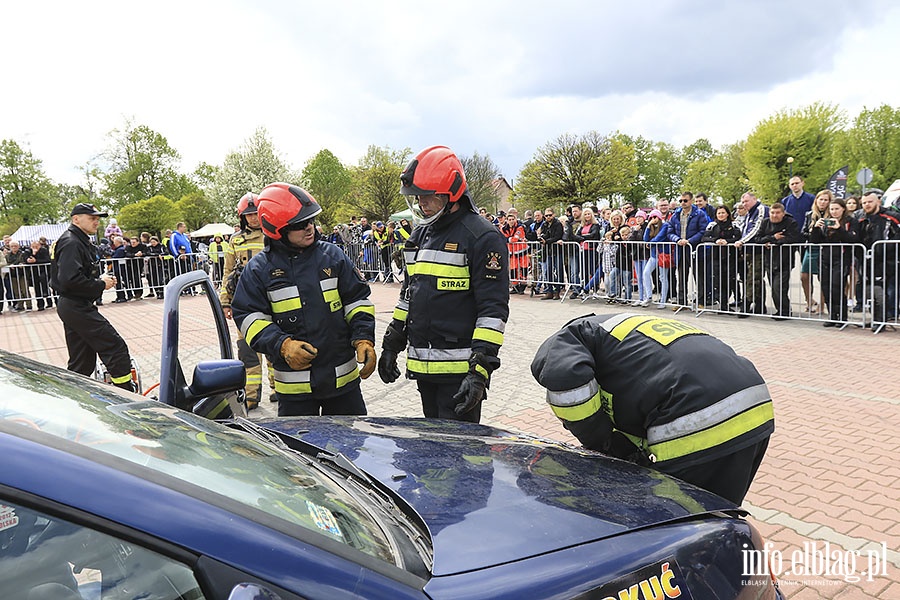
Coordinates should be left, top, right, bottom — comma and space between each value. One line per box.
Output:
0, 500, 204, 600
0, 361, 396, 566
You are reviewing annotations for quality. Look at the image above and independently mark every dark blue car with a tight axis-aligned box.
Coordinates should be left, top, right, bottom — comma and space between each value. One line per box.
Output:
0, 272, 782, 599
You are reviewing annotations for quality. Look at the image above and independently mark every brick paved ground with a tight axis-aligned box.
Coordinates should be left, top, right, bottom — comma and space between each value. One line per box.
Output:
1, 283, 897, 598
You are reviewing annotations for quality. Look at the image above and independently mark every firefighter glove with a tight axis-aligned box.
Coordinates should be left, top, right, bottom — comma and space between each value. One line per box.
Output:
381, 321, 408, 353
452, 370, 487, 416
378, 350, 401, 384
353, 339, 377, 379
280, 339, 318, 371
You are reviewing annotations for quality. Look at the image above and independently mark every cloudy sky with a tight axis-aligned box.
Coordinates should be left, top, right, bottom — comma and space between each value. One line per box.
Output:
2, 0, 898, 186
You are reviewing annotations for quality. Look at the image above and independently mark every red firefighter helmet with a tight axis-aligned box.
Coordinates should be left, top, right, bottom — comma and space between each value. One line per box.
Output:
237, 192, 259, 215
400, 146, 467, 203
256, 183, 322, 241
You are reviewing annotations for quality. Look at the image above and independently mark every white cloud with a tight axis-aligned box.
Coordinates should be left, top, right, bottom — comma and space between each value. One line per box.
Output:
1, 0, 898, 189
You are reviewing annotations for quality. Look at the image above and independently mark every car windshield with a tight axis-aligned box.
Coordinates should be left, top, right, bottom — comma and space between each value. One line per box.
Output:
0, 357, 398, 565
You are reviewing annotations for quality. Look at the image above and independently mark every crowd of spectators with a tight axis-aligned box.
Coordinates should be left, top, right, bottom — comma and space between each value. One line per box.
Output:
486, 178, 900, 327
4, 183, 898, 329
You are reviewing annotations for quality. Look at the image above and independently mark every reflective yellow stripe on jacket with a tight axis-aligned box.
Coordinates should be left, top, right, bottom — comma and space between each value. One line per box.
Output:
406, 249, 469, 279
267, 286, 302, 314
240, 312, 274, 345
646, 384, 773, 462
472, 316, 505, 347
406, 346, 471, 376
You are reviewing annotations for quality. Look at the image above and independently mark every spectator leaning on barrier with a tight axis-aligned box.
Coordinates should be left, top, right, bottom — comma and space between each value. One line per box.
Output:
502, 213, 529, 295
6, 241, 29, 311
694, 194, 715, 305
734, 192, 770, 317
540, 208, 565, 300
532, 313, 774, 505
379, 145, 509, 424
145, 236, 167, 299
810, 197, 859, 326
573, 207, 603, 298
701, 204, 741, 312
232, 183, 376, 417
800, 190, 833, 314
642, 210, 668, 308
757, 202, 801, 319
666, 192, 710, 306
169, 222, 193, 276
23, 240, 52, 311
782, 176, 815, 222
858, 191, 900, 323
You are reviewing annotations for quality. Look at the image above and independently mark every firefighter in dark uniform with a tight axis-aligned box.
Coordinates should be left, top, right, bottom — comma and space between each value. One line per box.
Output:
531, 313, 774, 504
220, 192, 267, 410
50, 203, 136, 391
231, 183, 377, 416
378, 146, 510, 423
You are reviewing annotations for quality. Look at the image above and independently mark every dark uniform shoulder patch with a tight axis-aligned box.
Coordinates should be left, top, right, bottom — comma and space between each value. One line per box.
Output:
485, 252, 502, 271
354, 267, 367, 283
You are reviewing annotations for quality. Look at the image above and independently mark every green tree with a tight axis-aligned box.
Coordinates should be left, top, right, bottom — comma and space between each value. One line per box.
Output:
459, 152, 503, 213
682, 142, 748, 206
743, 102, 844, 202
0, 139, 63, 229
515, 132, 636, 210
301, 149, 353, 227
118, 195, 181, 237
835, 104, 900, 192
175, 192, 217, 230
100, 120, 194, 210
349, 145, 411, 222
207, 127, 298, 221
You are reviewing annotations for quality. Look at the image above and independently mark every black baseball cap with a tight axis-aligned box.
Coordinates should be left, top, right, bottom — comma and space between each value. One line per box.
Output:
71, 203, 108, 217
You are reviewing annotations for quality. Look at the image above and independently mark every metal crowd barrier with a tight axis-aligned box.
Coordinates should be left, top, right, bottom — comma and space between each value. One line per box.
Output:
693, 242, 868, 328
3, 237, 896, 336
342, 240, 404, 284
869, 240, 900, 334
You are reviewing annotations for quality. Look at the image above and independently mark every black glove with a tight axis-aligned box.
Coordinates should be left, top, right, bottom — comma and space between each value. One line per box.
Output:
382, 321, 407, 353
452, 371, 487, 416
378, 350, 401, 384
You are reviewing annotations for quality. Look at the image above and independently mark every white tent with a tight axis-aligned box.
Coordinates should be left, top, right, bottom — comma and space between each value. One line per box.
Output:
11, 223, 70, 245
190, 223, 236, 238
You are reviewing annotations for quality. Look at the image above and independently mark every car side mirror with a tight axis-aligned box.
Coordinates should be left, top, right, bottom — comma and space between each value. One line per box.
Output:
190, 360, 246, 397
227, 583, 283, 600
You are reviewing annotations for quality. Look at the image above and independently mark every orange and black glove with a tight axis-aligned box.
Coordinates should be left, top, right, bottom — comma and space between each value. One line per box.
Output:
352, 339, 377, 379
280, 339, 318, 370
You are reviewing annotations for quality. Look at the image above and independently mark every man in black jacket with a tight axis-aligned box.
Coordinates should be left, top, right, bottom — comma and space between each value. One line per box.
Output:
540, 207, 564, 300
757, 202, 801, 319
50, 204, 135, 391
859, 192, 900, 322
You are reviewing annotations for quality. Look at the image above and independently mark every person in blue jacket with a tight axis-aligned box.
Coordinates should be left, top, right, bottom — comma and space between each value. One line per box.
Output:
666, 192, 710, 305
231, 183, 376, 416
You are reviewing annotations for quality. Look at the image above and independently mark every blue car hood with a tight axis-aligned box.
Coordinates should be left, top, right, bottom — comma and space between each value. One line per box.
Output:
255, 416, 738, 576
